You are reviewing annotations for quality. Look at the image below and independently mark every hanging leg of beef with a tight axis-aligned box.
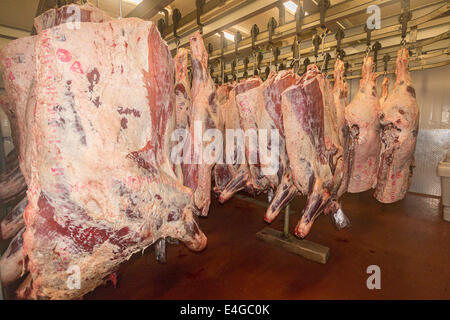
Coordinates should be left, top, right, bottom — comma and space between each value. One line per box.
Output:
214, 83, 236, 194
375, 48, 419, 203
218, 77, 262, 202
183, 31, 223, 216
345, 56, 381, 193
281, 65, 345, 238
233, 74, 273, 194
14, 19, 206, 300
0, 36, 36, 201
255, 70, 299, 223
173, 48, 192, 184
329, 60, 353, 211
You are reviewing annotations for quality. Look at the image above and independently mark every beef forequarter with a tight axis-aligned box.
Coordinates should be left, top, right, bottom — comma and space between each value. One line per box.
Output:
374, 48, 419, 203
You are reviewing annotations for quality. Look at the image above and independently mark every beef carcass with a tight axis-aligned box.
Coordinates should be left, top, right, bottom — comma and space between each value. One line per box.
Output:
1, 197, 28, 240
182, 31, 222, 215
0, 228, 26, 285
281, 65, 347, 238
216, 77, 262, 200
345, 56, 381, 193
213, 83, 236, 194
34, 3, 112, 33
173, 48, 192, 184
331, 60, 353, 204
3, 19, 206, 299
374, 48, 419, 203
174, 48, 191, 132
1, 4, 113, 187
229, 71, 297, 197
253, 70, 299, 222
0, 35, 36, 200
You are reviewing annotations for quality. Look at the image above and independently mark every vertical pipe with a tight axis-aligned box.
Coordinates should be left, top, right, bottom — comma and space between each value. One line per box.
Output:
283, 204, 290, 237
0, 120, 5, 172
278, 2, 285, 26
119, 0, 122, 19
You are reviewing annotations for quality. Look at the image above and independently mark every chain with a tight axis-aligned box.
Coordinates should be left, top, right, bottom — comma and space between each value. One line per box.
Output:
321, 32, 326, 57
400, 38, 407, 47
270, 47, 273, 69
221, 58, 225, 84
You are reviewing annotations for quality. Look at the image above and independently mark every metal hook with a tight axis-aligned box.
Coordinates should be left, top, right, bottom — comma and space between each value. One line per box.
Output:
321, 32, 327, 57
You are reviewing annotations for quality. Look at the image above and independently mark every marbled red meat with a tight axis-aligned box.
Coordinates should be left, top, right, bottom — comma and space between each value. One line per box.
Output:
345, 56, 381, 193
0, 18, 206, 300
374, 48, 419, 203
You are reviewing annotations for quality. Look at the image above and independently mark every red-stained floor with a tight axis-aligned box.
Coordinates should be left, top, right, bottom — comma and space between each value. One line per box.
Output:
82, 191, 449, 300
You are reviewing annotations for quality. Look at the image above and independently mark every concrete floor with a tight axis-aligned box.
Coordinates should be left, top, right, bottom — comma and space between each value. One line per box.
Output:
83, 191, 450, 300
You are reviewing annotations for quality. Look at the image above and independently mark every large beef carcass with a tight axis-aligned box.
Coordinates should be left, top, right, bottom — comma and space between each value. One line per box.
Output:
174, 48, 191, 132
345, 56, 381, 193
1, 19, 206, 299
182, 31, 222, 216
254, 70, 299, 222
330, 60, 353, 208
229, 71, 297, 198
0, 3, 115, 224
281, 65, 347, 238
0, 36, 36, 201
374, 48, 419, 203
213, 83, 236, 194
216, 77, 262, 201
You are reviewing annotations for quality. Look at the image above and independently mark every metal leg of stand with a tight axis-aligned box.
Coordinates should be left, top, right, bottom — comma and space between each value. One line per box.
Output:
283, 204, 290, 238
155, 238, 167, 264
255, 203, 330, 264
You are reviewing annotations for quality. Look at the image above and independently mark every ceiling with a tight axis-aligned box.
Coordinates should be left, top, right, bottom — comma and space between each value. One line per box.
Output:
0, 0, 446, 69
0, 0, 434, 41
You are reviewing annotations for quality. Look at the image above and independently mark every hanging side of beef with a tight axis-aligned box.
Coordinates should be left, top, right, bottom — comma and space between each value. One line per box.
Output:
330, 59, 353, 209
15, 19, 206, 300
214, 83, 236, 194
345, 56, 381, 193
233, 74, 277, 195
173, 48, 192, 185
0, 36, 36, 200
217, 77, 262, 201
281, 65, 345, 238
259, 70, 299, 223
183, 31, 223, 216
374, 48, 419, 203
